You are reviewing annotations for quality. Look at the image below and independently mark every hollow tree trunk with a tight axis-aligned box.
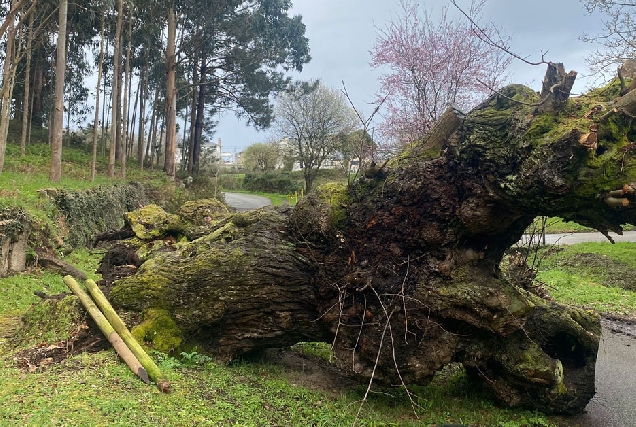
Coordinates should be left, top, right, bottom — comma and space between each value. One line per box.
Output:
100, 64, 636, 415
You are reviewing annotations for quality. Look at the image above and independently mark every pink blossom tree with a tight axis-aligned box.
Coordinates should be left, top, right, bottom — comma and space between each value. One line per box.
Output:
371, 0, 510, 146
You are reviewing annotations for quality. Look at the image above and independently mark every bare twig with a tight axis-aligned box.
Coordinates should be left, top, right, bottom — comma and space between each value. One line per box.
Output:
449, 0, 548, 66
354, 310, 394, 426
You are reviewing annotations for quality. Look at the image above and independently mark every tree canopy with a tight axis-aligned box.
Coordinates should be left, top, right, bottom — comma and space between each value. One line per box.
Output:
0, 0, 311, 180
371, 0, 510, 145
274, 80, 357, 192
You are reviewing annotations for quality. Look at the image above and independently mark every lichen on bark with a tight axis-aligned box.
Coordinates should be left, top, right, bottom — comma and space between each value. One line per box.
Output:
95, 64, 636, 414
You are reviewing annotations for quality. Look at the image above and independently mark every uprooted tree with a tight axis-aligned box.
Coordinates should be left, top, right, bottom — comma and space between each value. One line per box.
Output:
95, 63, 636, 414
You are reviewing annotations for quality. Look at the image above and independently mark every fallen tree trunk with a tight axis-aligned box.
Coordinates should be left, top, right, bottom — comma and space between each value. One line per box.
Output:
97, 64, 636, 414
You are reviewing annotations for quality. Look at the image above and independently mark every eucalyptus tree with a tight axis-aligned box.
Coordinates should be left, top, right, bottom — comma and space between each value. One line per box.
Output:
0, 0, 38, 174
107, 0, 123, 178
49, 0, 68, 181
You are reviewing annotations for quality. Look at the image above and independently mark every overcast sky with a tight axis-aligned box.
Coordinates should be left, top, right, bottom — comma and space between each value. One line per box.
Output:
214, 0, 604, 154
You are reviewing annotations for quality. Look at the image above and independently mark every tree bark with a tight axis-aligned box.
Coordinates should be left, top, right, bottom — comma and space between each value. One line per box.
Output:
0, 0, 19, 174
49, 0, 68, 182
20, 12, 34, 157
137, 65, 147, 169
96, 65, 636, 415
91, 13, 105, 182
193, 57, 206, 174
108, 0, 123, 179
163, 6, 177, 179
120, 6, 132, 180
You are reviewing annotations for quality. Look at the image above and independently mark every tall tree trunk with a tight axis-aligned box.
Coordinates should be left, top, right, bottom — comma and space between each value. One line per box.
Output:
101, 37, 110, 158
108, 0, 123, 178
49, 0, 68, 182
181, 102, 188, 169
163, 6, 177, 178
137, 66, 147, 169
20, 12, 34, 157
187, 55, 198, 174
0, 0, 17, 174
147, 85, 160, 167
31, 59, 43, 127
121, 5, 132, 180
91, 13, 105, 182
128, 85, 138, 159
193, 57, 206, 174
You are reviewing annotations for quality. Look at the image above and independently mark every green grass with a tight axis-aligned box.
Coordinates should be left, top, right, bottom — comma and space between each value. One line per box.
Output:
225, 189, 298, 206
535, 242, 636, 315
0, 348, 555, 427
0, 249, 558, 426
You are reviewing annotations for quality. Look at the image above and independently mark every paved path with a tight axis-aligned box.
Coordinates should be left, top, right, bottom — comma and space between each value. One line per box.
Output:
519, 230, 636, 245
565, 320, 636, 427
223, 192, 272, 212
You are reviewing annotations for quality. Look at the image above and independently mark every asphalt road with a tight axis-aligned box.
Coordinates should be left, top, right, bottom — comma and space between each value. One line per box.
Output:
565, 319, 636, 427
223, 192, 272, 211
520, 230, 636, 245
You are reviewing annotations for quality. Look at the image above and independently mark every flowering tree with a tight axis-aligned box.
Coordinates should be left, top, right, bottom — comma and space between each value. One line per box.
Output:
371, 0, 510, 145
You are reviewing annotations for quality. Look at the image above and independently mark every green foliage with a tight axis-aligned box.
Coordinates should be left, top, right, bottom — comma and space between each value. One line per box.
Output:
242, 142, 281, 172
216, 173, 244, 191
243, 171, 304, 194
54, 183, 149, 247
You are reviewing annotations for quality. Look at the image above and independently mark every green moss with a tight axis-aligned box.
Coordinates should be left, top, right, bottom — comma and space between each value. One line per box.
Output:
125, 204, 184, 240
178, 198, 229, 225
316, 182, 349, 229
16, 295, 85, 346
131, 308, 182, 352
109, 257, 175, 310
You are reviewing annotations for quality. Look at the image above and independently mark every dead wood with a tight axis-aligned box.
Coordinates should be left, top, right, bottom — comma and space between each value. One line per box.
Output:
91, 64, 636, 415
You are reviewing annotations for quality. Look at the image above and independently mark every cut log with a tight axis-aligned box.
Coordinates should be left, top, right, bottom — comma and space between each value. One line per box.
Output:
85, 278, 170, 393
63, 276, 149, 384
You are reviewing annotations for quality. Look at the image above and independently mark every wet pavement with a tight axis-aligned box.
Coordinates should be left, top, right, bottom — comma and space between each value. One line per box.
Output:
565, 319, 636, 426
223, 192, 272, 211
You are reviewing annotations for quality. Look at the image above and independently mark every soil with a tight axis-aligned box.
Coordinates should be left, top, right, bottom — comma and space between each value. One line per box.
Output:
13, 322, 108, 373
258, 348, 359, 394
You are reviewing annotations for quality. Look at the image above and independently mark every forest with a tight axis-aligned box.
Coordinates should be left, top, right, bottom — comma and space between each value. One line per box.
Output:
0, 0, 310, 181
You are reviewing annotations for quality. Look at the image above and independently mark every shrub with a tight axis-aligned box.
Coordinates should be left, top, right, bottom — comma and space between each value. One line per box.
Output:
243, 171, 304, 194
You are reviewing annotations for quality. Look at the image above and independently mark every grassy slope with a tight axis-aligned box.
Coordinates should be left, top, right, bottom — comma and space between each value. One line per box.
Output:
0, 140, 593, 427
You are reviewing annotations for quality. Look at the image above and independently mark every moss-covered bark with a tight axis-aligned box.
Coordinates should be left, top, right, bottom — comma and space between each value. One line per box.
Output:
99, 64, 636, 414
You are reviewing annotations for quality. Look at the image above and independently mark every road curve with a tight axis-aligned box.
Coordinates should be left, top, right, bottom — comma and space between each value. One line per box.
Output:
223, 192, 272, 212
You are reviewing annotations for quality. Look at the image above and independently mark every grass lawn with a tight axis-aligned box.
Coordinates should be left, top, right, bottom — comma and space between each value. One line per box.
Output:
535, 242, 636, 316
